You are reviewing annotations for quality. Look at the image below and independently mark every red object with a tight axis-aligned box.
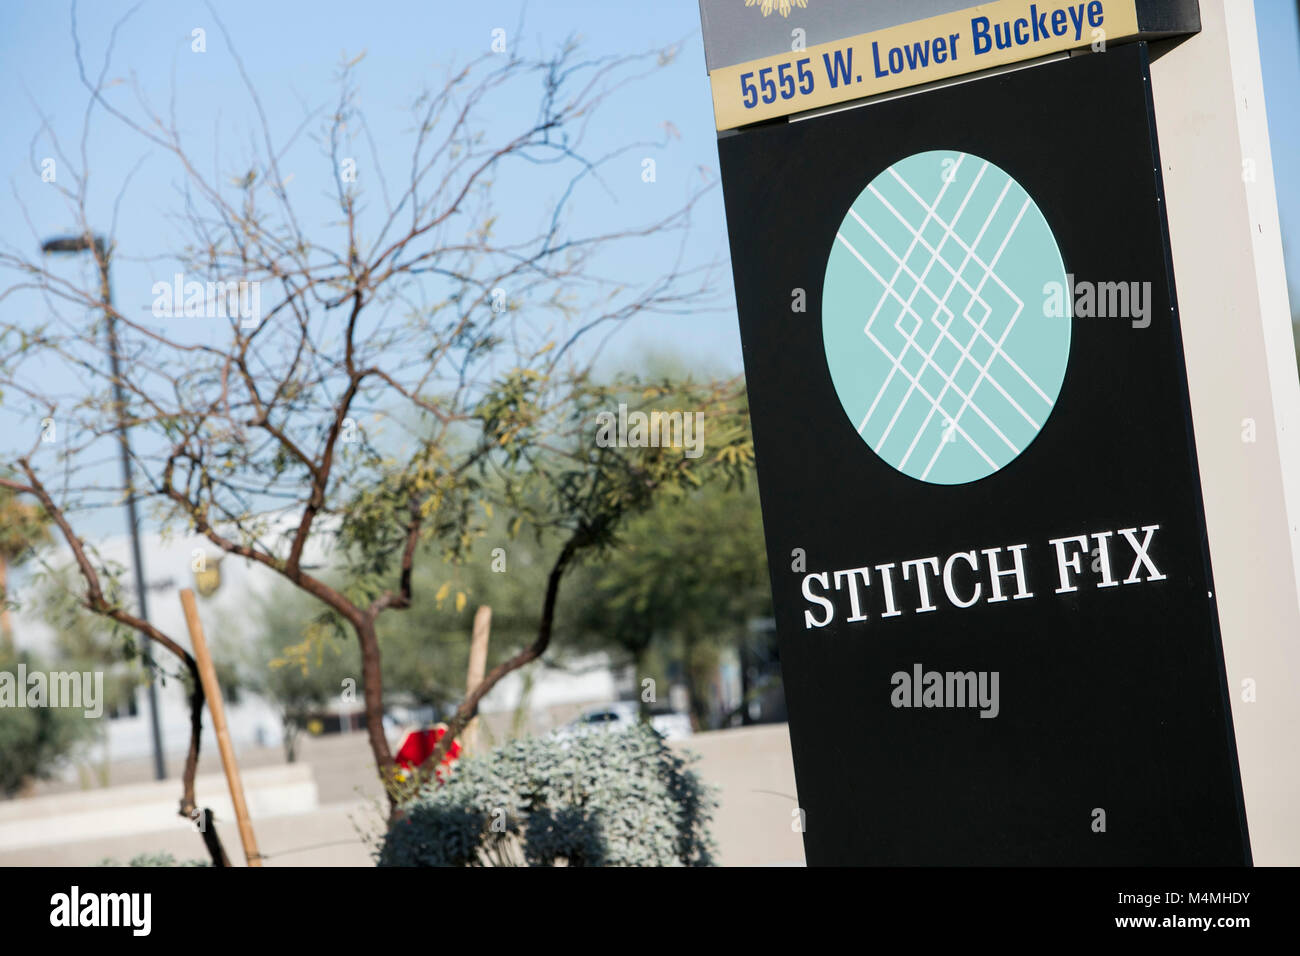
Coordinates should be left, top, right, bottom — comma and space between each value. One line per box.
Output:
395, 724, 462, 781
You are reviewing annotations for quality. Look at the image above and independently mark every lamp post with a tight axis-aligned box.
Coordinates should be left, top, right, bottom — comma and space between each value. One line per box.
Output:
41, 233, 166, 781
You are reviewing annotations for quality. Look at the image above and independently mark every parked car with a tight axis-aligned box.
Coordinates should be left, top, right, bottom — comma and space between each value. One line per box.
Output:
552, 701, 693, 740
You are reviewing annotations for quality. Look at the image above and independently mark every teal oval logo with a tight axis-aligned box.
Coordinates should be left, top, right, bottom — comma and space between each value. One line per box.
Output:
822, 149, 1070, 484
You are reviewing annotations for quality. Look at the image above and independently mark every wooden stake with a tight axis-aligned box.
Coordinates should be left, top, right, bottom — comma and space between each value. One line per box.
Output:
464, 605, 491, 755
180, 588, 263, 867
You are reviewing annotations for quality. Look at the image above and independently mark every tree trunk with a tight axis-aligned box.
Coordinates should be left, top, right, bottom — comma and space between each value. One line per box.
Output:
354, 619, 396, 808
429, 533, 581, 767
194, 808, 231, 867
179, 666, 232, 866
283, 722, 298, 764
683, 637, 714, 732
0, 554, 12, 654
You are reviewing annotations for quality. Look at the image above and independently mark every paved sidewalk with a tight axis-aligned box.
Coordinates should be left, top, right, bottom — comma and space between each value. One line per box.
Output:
1, 723, 804, 867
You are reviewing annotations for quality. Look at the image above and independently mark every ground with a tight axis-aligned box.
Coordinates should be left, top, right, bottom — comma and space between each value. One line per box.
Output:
0, 723, 805, 867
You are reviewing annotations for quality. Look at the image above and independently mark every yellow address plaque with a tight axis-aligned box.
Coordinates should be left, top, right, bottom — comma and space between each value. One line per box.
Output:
709, 0, 1140, 130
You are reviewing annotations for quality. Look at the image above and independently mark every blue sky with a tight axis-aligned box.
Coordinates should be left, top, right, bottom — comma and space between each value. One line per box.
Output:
0, 0, 1296, 374
1257, 0, 1300, 291
0, 0, 1297, 547
0, 0, 742, 380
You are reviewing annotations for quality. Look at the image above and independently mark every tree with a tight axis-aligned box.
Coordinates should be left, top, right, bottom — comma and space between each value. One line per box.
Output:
376, 521, 579, 716
0, 487, 51, 652
574, 470, 771, 729
0, 5, 748, 858
0, 646, 95, 797
26, 567, 144, 786
247, 583, 357, 762
36, 567, 140, 718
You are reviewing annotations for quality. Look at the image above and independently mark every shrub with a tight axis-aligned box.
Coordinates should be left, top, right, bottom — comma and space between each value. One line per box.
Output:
378, 723, 716, 867
97, 852, 209, 867
0, 649, 94, 797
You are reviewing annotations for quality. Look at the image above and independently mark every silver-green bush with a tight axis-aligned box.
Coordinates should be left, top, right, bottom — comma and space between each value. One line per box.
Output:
97, 852, 209, 867
378, 723, 716, 867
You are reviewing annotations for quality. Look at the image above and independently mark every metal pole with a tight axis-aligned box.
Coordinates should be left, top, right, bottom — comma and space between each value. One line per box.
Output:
96, 242, 166, 781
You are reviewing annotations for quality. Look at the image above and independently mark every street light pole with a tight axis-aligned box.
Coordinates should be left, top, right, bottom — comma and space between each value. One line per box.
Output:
41, 233, 167, 781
